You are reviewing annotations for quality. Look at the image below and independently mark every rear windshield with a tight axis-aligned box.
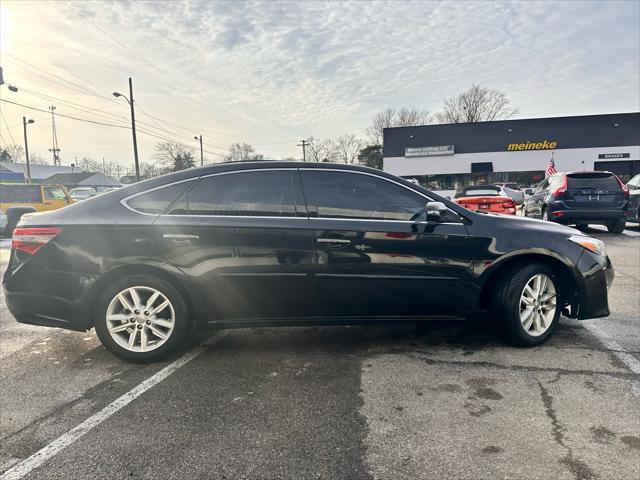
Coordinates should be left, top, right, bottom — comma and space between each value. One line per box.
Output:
0, 184, 42, 203
567, 173, 620, 191
456, 187, 500, 197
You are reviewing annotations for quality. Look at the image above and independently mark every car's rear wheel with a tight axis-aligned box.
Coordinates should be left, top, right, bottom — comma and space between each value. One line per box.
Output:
94, 275, 189, 362
490, 264, 561, 347
607, 218, 625, 233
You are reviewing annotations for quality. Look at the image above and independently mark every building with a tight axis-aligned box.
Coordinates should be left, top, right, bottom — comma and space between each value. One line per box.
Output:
383, 112, 640, 189
43, 172, 121, 192
0, 162, 76, 182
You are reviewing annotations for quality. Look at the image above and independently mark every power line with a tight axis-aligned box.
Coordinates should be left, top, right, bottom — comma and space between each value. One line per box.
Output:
15, 83, 229, 150
0, 98, 132, 129
0, 109, 17, 145
58, 2, 299, 145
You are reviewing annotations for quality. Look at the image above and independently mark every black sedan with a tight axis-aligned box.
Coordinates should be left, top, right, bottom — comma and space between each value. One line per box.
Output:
3, 162, 614, 362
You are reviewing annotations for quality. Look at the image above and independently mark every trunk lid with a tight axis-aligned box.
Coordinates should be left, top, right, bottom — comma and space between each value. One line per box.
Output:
564, 173, 624, 208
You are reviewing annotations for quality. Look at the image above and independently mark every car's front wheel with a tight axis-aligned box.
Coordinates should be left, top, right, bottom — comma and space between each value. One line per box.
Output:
490, 264, 561, 346
94, 275, 190, 362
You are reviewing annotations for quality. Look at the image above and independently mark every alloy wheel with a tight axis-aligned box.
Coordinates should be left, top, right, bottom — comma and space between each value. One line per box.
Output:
105, 286, 175, 352
519, 273, 556, 337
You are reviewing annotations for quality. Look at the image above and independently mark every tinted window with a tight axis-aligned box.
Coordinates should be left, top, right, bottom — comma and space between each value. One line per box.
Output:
127, 181, 194, 214
567, 173, 620, 191
168, 171, 296, 217
301, 171, 426, 221
44, 187, 67, 199
0, 185, 42, 203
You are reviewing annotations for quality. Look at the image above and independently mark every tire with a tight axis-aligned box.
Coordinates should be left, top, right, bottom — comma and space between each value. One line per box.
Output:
94, 274, 190, 363
541, 208, 549, 221
607, 218, 625, 234
490, 263, 561, 347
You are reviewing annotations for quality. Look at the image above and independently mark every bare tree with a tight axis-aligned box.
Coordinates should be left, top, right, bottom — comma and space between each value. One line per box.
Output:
224, 142, 265, 162
365, 108, 396, 146
78, 156, 100, 172
29, 153, 48, 165
365, 107, 430, 145
306, 137, 338, 163
334, 134, 364, 165
139, 162, 162, 179
155, 141, 196, 171
1, 144, 25, 162
435, 83, 518, 123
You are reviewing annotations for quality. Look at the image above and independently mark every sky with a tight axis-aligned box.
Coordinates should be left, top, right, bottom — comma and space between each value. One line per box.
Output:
0, 0, 638, 172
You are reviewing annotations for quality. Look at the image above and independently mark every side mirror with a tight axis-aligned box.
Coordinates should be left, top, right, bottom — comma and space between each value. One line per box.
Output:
425, 201, 448, 221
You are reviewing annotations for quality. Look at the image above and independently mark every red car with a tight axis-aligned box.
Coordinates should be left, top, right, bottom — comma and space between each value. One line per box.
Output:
453, 185, 516, 215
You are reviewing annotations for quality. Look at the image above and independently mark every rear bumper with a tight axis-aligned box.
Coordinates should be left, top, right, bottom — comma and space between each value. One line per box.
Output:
2, 253, 95, 332
547, 206, 626, 224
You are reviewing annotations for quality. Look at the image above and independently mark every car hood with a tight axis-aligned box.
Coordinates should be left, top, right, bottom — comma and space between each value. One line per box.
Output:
473, 211, 579, 236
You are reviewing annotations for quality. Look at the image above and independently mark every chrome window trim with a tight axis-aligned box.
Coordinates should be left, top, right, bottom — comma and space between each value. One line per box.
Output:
120, 177, 199, 217
120, 166, 464, 225
299, 167, 464, 224
121, 168, 299, 217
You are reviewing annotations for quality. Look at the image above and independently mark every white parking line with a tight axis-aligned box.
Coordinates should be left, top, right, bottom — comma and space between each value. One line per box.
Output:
582, 322, 640, 375
0, 332, 226, 480
586, 225, 640, 237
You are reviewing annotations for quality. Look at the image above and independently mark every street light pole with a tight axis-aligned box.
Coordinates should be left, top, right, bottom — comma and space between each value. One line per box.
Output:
113, 78, 140, 182
194, 135, 203, 166
128, 78, 140, 182
22, 117, 34, 182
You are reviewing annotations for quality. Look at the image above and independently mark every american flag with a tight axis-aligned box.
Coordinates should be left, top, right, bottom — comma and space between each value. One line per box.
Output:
545, 155, 557, 177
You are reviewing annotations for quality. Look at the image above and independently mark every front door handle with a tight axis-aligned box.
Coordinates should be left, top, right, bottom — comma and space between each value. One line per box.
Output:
317, 237, 351, 247
162, 234, 199, 242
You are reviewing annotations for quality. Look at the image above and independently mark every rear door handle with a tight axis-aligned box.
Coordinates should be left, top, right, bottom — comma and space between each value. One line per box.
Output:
162, 234, 199, 242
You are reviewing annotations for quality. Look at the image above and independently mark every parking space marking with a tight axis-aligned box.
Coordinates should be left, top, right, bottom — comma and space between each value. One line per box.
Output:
0, 332, 226, 480
582, 322, 640, 375
586, 225, 640, 237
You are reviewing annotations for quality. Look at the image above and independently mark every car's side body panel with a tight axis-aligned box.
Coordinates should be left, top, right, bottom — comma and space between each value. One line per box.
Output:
2, 162, 613, 337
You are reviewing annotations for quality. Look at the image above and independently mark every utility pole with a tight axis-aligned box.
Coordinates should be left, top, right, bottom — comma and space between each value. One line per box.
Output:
113, 77, 140, 182
194, 135, 203, 166
128, 78, 140, 181
22, 117, 34, 182
48, 106, 61, 165
297, 139, 310, 162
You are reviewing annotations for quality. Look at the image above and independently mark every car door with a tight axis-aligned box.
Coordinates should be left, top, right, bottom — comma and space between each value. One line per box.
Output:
526, 179, 549, 218
151, 169, 313, 323
43, 186, 72, 210
299, 169, 473, 319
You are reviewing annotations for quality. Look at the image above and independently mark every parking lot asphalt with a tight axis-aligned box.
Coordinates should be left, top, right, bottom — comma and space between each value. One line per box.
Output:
0, 225, 639, 480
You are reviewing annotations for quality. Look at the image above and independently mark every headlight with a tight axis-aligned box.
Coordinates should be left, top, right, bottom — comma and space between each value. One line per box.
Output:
568, 234, 606, 257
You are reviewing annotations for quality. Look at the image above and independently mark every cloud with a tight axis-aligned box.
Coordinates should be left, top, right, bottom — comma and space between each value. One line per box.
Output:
2, 0, 638, 163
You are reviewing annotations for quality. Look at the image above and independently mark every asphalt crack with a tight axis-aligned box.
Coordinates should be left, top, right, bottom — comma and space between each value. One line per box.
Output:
538, 381, 597, 480
405, 352, 639, 380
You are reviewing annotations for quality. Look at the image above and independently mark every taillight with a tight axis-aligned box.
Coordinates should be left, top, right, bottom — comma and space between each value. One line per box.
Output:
614, 175, 630, 199
12, 227, 61, 254
552, 175, 567, 197
502, 200, 515, 208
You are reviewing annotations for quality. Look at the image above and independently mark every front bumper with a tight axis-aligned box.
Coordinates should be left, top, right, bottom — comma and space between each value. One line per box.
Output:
573, 252, 613, 320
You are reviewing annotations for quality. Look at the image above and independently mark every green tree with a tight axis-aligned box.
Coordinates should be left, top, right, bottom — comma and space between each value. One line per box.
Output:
357, 144, 383, 170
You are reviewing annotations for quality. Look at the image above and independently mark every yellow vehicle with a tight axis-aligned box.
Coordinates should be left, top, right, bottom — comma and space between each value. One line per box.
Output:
0, 183, 73, 235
